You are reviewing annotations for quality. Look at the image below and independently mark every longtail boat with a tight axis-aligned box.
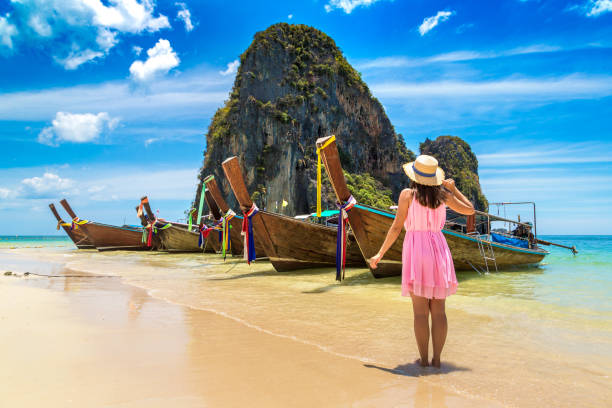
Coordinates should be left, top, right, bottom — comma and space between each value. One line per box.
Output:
204, 175, 267, 258
135, 198, 163, 250
59, 199, 147, 251
48, 203, 95, 249
316, 135, 550, 278
138, 196, 219, 253
221, 156, 365, 271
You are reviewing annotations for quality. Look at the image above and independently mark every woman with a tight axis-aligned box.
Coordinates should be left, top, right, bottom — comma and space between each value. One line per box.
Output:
369, 155, 475, 368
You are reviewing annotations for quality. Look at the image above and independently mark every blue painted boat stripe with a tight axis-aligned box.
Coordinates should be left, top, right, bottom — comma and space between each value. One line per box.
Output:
353, 204, 548, 256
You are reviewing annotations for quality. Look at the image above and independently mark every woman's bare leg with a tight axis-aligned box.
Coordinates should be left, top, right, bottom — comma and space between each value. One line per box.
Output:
410, 293, 430, 366
430, 298, 447, 368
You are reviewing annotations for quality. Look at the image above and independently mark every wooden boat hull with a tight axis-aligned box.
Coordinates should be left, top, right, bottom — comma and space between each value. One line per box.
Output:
80, 222, 148, 252
353, 204, 548, 278
62, 226, 95, 249
242, 210, 364, 272
221, 156, 365, 272
158, 225, 218, 253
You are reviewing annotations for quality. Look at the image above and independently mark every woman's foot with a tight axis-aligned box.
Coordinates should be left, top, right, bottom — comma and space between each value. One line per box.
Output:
431, 358, 441, 368
416, 358, 429, 367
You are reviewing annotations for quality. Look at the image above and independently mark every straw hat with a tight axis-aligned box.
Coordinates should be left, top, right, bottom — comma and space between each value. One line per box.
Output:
402, 155, 445, 186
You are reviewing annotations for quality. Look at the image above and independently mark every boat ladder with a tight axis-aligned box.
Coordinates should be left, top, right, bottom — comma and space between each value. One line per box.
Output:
467, 232, 498, 274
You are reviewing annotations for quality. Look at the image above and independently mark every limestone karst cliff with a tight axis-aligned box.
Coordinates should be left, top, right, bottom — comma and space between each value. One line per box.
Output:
194, 23, 414, 214
194, 23, 487, 216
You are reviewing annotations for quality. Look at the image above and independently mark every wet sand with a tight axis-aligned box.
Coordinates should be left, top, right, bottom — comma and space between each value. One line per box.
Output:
0, 274, 494, 408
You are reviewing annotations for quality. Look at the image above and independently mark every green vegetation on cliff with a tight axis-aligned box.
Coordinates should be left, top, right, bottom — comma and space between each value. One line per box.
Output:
420, 136, 488, 211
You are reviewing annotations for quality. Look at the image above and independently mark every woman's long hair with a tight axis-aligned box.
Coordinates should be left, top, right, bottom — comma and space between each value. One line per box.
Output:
411, 181, 448, 209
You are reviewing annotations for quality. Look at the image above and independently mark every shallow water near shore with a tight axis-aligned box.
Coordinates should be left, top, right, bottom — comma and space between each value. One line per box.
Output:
1, 235, 610, 407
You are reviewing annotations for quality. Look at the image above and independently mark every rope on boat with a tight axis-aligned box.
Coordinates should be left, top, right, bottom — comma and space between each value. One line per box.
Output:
336, 195, 356, 281
316, 135, 336, 217
242, 203, 259, 264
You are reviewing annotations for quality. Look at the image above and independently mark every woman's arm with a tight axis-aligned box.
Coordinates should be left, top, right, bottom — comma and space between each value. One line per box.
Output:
369, 189, 412, 269
442, 179, 475, 215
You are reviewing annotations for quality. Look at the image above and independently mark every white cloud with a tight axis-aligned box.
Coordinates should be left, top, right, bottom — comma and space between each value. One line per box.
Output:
586, 0, 612, 16
418, 10, 455, 36
58, 49, 105, 70
144, 137, 158, 146
2, 0, 169, 68
288, 14, 293, 19
0, 187, 13, 199
324, 0, 383, 14
176, 2, 194, 31
20, 172, 75, 198
371, 75, 612, 100
477, 142, 612, 167
0, 68, 231, 123
129, 38, 180, 82
0, 13, 18, 49
220, 59, 239, 76
357, 44, 564, 70
38, 112, 119, 146
132, 45, 142, 55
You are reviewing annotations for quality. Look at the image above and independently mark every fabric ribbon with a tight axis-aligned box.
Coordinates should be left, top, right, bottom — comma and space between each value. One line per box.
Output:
220, 209, 235, 260
242, 203, 259, 264
56, 220, 70, 230
316, 135, 336, 217
198, 219, 223, 249
71, 217, 88, 230
141, 216, 171, 247
336, 195, 356, 281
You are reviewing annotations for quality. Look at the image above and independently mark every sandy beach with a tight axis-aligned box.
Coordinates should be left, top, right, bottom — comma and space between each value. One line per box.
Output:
1, 267, 487, 408
1, 243, 610, 407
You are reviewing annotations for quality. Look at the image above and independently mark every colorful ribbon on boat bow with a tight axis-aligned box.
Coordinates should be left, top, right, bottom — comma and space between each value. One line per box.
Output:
56, 220, 71, 230
242, 203, 259, 264
71, 217, 88, 230
198, 219, 223, 249
142, 216, 171, 247
336, 195, 356, 281
316, 135, 336, 217
221, 210, 235, 260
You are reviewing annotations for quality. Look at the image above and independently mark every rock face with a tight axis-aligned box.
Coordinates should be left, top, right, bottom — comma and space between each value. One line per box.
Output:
195, 23, 414, 215
420, 136, 488, 211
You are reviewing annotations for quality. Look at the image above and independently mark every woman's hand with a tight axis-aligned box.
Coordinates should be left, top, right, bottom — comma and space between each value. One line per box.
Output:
442, 178, 456, 192
369, 253, 383, 269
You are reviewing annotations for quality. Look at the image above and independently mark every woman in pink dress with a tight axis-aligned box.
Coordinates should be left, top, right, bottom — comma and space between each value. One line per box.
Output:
369, 155, 475, 368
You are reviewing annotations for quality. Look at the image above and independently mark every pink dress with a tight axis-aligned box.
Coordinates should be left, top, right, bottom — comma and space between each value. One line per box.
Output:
401, 194, 457, 299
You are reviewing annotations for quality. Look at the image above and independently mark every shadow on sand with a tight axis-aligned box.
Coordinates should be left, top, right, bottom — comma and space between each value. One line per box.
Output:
364, 361, 470, 377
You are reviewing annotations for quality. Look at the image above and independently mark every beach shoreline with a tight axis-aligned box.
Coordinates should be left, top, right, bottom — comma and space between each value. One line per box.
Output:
1, 243, 610, 407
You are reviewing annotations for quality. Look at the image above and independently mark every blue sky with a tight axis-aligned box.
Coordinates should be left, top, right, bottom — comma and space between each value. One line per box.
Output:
0, 0, 611, 235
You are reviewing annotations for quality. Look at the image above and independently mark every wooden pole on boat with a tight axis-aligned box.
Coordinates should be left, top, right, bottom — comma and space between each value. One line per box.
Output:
205, 190, 222, 220
221, 156, 276, 257
204, 176, 231, 214
49, 203, 64, 223
535, 238, 578, 254
315, 136, 375, 260
60, 198, 79, 220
